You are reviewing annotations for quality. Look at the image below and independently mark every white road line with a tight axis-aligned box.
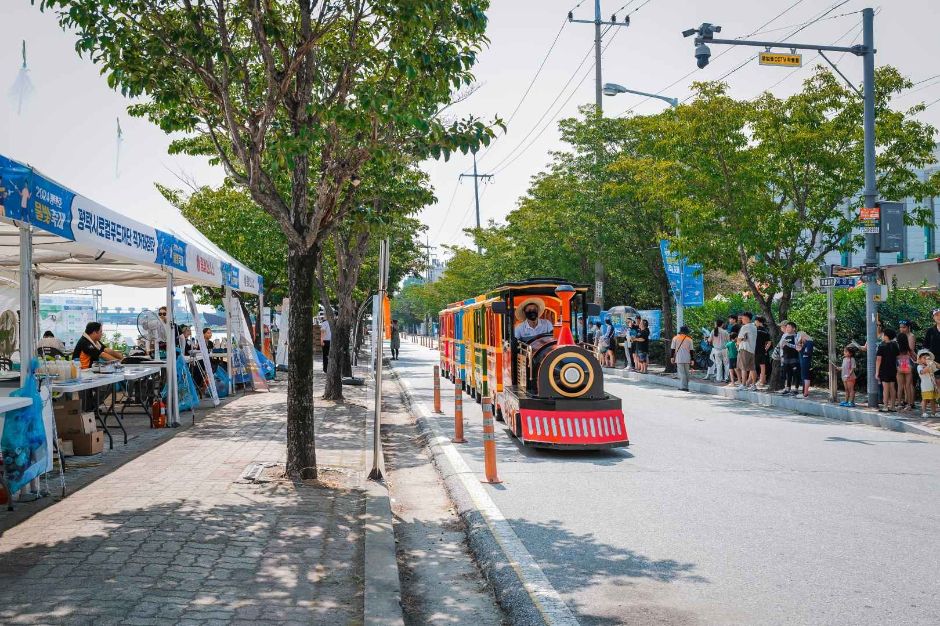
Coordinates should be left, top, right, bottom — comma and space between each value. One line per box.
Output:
397, 374, 580, 626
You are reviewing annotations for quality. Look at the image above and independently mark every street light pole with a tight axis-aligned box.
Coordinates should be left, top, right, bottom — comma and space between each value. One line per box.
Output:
683, 9, 878, 403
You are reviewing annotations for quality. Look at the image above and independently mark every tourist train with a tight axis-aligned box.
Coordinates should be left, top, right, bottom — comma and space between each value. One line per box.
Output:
438, 278, 629, 449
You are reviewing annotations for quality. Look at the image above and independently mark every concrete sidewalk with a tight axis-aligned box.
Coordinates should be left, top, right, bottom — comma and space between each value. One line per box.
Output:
0, 376, 400, 625
606, 365, 940, 439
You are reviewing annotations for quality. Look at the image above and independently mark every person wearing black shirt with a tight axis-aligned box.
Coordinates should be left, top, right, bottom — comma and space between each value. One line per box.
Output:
634, 319, 651, 374
876, 327, 900, 412
754, 316, 771, 387
72, 321, 123, 369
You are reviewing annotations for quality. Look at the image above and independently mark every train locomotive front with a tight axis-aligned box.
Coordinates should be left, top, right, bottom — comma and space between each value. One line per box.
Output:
440, 278, 628, 450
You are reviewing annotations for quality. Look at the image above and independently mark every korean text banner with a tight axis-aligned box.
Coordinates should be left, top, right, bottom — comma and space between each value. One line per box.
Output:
1, 155, 74, 239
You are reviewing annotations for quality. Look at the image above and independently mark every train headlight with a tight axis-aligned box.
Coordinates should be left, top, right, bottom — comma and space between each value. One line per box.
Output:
546, 351, 594, 398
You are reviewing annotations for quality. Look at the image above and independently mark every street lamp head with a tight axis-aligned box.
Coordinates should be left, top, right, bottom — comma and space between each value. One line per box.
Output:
602, 82, 626, 97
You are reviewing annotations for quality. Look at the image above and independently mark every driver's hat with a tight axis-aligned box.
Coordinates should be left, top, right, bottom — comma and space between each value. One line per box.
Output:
515, 297, 545, 321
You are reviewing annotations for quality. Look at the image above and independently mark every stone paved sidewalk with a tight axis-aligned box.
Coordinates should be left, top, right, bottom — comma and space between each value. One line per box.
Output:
0, 379, 370, 626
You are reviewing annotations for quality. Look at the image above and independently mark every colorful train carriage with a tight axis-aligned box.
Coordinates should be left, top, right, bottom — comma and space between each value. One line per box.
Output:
439, 278, 628, 450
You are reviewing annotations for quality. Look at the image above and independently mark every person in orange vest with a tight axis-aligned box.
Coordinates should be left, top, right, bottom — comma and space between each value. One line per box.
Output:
670, 325, 694, 392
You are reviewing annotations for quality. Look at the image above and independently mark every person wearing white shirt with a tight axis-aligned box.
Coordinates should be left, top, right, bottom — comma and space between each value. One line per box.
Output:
319, 316, 332, 372
514, 299, 553, 341
38, 330, 66, 355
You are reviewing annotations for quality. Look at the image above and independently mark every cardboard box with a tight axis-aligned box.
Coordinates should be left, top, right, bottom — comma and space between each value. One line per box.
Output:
57, 438, 74, 457
55, 412, 96, 437
70, 431, 104, 456
53, 397, 81, 418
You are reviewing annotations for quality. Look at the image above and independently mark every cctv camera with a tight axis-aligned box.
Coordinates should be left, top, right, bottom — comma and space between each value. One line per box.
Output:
695, 43, 711, 69
682, 28, 697, 38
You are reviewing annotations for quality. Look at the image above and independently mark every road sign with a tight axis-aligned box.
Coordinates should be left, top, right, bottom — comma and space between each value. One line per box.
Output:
829, 264, 862, 278
759, 52, 802, 67
819, 277, 857, 288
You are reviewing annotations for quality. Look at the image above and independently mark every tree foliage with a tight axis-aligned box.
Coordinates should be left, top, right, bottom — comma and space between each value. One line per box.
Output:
37, 0, 498, 479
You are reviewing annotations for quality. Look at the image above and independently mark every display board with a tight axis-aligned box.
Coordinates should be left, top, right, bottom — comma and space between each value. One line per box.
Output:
39, 293, 96, 348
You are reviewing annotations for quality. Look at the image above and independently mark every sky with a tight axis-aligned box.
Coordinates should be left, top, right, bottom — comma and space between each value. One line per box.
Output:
2, 1, 940, 305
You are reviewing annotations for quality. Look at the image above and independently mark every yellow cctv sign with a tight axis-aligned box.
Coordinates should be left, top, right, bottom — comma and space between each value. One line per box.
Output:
759, 52, 802, 67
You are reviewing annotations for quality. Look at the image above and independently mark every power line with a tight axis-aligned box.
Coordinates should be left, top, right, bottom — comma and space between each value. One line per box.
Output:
484, 35, 601, 173
741, 8, 862, 39
760, 23, 861, 93
679, 0, 854, 104
431, 183, 462, 242
615, 0, 811, 116
491, 28, 623, 176
476, 19, 568, 165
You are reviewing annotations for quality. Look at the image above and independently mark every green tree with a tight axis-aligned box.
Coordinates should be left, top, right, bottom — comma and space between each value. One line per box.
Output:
316, 161, 432, 400
38, 0, 497, 478
635, 68, 940, 337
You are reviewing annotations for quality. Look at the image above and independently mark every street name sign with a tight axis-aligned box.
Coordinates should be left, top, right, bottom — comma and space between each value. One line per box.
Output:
819, 277, 857, 288
759, 52, 802, 67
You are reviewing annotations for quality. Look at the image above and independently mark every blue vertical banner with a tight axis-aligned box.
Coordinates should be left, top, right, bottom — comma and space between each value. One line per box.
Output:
660, 240, 704, 308
221, 262, 240, 289
155, 230, 188, 272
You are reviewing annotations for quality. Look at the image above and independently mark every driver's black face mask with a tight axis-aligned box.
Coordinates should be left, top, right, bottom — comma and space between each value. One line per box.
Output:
525, 309, 539, 320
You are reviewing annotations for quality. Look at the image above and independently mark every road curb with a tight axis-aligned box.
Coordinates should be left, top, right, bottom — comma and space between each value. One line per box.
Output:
363, 480, 404, 626
603, 368, 940, 440
389, 367, 579, 626
363, 368, 404, 626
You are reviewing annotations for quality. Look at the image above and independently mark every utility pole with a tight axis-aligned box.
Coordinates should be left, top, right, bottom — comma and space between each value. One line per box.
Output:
860, 8, 879, 407
421, 236, 436, 335
459, 151, 492, 253
569, 2, 629, 307
683, 8, 878, 403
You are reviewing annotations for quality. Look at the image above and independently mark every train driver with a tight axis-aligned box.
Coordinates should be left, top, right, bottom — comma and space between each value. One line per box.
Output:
514, 298, 554, 341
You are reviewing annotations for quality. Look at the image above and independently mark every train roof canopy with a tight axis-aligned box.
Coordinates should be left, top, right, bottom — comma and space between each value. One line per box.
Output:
492, 278, 590, 295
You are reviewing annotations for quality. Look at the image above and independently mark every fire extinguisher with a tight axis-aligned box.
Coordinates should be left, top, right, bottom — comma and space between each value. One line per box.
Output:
151, 398, 167, 428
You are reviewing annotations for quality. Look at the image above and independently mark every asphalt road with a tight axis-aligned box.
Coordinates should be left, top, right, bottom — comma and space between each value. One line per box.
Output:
394, 341, 940, 626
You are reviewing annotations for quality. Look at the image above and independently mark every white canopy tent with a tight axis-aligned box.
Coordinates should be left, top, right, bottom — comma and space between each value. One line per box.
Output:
0, 153, 264, 423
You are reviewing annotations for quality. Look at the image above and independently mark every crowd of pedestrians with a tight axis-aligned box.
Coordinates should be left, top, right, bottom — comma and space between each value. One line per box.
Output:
586, 304, 940, 419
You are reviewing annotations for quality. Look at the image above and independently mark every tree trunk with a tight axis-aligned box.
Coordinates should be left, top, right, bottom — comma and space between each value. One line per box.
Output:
323, 319, 350, 400
651, 253, 675, 373
286, 245, 318, 480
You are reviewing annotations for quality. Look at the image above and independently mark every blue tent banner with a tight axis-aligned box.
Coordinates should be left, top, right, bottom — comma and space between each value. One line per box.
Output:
1, 153, 263, 294
221, 262, 240, 289
0, 155, 74, 239
155, 229, 187, 272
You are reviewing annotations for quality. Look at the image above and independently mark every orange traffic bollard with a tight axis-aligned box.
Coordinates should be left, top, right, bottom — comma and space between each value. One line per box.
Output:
452, 385, 467, 443
433, 366, 442, 413
481, 396, 502, 484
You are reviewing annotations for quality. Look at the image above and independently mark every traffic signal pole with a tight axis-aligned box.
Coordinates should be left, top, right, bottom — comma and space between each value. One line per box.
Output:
861, 8, 879, 406
686, 8, 878, 403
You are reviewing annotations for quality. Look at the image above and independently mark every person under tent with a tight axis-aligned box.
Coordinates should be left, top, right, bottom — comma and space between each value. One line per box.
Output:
72, 322, 123, 369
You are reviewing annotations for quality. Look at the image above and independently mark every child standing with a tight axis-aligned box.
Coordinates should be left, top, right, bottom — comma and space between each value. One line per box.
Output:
839, 346, 857, 407
725, 332, 739, 386
917, 349, 938, 418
